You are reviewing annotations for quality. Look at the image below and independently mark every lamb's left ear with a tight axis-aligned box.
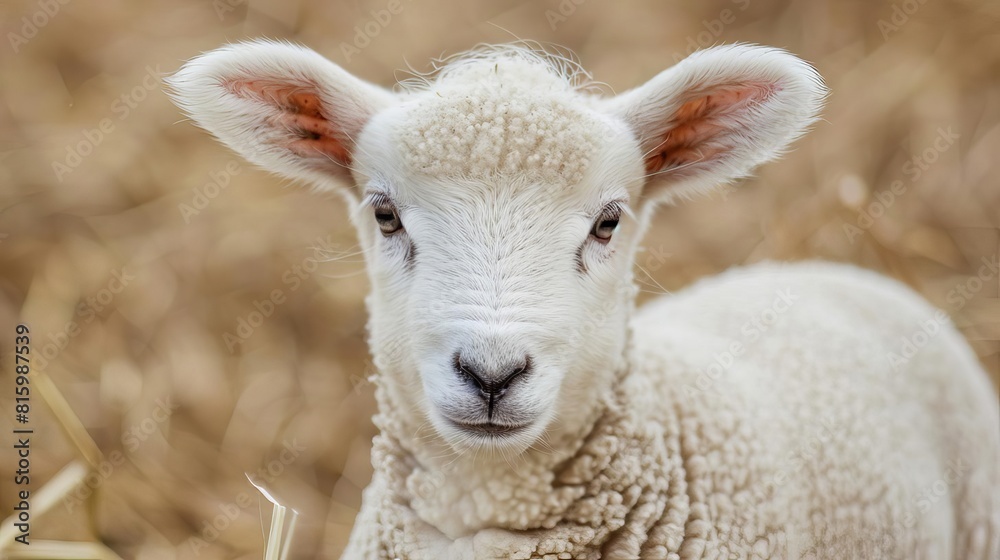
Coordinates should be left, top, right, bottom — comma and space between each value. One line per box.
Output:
166, 40, 396, 191
605, 44, 826, 201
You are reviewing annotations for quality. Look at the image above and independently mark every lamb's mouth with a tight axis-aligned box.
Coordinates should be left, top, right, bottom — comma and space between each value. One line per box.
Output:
446, 419, 529, 437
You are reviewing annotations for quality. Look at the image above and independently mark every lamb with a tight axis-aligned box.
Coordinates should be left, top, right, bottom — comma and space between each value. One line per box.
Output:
167, 40, 1000, 559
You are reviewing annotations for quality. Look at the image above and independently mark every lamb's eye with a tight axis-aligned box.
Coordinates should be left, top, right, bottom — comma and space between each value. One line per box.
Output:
590, 205, 621, 242
374, 203, 402, 235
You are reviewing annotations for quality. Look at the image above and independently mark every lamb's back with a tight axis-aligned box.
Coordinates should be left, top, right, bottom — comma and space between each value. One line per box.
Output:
627, 260, 999, 559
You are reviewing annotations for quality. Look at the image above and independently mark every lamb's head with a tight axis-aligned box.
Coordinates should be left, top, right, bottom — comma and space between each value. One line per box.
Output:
169, 41, 824, 455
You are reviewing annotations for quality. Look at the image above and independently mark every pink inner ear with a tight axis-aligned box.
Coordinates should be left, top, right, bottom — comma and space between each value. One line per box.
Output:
644, 83, 777, 176
225, 79, 353, 167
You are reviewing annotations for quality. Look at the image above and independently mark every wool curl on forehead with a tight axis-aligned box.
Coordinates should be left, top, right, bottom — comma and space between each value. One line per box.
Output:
391, 44, 612, 188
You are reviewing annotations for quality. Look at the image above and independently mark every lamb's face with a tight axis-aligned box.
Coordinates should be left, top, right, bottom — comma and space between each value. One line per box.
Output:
168, 40, 825, 455
351, 82, 646, 450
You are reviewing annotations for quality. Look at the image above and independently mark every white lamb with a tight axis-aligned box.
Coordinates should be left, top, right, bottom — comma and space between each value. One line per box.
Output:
168, 40, 1000, 559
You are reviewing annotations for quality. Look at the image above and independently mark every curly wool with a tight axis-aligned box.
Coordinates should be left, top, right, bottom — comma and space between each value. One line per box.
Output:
344, 262, 1000, 560
161, 38, 997, 560
362, 381, 681, 560
397, 52, 602, 187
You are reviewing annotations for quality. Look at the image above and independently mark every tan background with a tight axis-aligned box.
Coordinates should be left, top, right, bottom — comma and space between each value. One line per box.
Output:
0, 0, 998, 558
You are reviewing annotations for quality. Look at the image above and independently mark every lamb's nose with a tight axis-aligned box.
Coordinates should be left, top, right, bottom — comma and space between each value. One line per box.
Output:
453, 353, 531, 406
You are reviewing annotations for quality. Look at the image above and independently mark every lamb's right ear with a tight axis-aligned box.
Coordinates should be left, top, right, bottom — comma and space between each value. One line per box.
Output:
604, 44, 826, 204
167, 40, 395, 190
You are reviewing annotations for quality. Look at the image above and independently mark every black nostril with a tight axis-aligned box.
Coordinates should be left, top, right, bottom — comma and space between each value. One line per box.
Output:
453, 353, 488, 395
453, 353, 532, 404
496, 357, 530, 393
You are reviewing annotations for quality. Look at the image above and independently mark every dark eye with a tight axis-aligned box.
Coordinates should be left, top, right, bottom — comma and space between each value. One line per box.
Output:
590, 205, 621, 242
374, 203, 402, 235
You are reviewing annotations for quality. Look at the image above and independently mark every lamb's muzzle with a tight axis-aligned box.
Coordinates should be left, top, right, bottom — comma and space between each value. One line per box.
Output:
453, 352, 530, 417
167, 39, 1000, 560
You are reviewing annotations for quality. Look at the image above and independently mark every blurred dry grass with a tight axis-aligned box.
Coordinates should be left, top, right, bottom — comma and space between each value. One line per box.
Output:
0, 0, 998, 558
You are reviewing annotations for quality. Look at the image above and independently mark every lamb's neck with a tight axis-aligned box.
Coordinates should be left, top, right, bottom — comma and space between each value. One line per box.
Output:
368, 355, 675, 545
370, 381, 600, 536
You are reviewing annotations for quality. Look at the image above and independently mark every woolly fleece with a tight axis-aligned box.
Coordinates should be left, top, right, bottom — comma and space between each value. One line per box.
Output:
397, 57, 602, 187
163, 40, 999, 560
345, 261, 1000, 559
